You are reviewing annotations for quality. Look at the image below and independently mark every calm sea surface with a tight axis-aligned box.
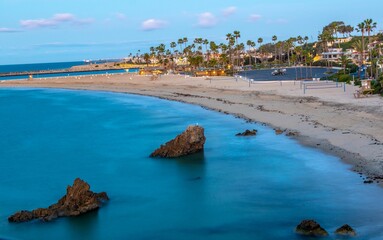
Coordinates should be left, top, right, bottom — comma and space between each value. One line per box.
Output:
0, 61, 136, 81
0, 61, 86, 73
1, 89, 383, 240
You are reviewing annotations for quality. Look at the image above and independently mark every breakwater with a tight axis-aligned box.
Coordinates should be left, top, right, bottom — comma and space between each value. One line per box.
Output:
0, 66, 124, 77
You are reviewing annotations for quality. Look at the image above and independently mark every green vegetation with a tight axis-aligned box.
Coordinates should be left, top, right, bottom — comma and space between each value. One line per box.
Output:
135, 18, 382, 87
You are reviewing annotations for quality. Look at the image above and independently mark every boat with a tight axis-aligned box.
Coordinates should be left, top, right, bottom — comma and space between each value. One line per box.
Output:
271, 68, 286, 76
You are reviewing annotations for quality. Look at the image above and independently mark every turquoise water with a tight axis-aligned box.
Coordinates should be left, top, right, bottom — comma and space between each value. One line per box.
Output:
1, 89, 383, 240
0, 69, 129, 81
0, 61, 85, 73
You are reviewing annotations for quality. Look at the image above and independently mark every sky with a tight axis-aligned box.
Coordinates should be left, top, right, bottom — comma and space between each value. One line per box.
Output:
1, 0, 382, 65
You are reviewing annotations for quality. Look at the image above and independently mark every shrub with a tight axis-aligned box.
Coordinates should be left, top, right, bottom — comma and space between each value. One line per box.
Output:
337, 74, 352, 83
372, 75, 383, 94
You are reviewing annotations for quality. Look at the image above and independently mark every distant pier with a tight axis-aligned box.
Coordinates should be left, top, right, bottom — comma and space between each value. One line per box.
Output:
0, 67, 124, 77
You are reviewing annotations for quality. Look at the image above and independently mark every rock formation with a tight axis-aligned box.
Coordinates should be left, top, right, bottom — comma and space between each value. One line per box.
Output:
335, 224, 356, 236
274, 128, 284, 135
286, 131, 299, 136
8, 178, 109, 223
150, 125, 206, 158
295, 219, 328, 236
235, 129, 257, 136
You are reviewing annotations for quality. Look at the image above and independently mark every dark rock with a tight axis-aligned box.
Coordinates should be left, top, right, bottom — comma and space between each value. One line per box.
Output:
150, 125, 206, 158
364, 180, 373, 184
236, 129, 257, 136
275, 129, 284, 135
8, 178, 109, 223
295, 219, 328, 236
335, 224, 356, 236
8, 210, 34, 222
286, 131, 299, 136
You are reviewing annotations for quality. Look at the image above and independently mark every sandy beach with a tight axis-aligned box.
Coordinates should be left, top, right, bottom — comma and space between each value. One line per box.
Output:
1, 73, 382, 182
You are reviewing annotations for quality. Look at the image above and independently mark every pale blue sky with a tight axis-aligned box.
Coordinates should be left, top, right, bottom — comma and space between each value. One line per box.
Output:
1, 0, 382, 64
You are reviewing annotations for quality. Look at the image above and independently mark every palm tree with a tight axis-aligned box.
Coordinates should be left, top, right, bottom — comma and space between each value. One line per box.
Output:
177, 39, 184, 54
194, 38, 203, 55
250, 41, 256, 65
339, 55, 351, 74
143, 53, 151, 66
202, 39, 209, 63
304, 36, 309, 47
352, 39, 367, 78
233, 31, 241, 67
226, 33, 235, 70
272, 35, 277, 62
257, 38, 263, 63
285, 38, 294, 66
237, 43, 245, 67
275, 41, 283, 64
304, 51, 314, 78
356, 22, 366, 67
182, 37, 188, 52
170, 42, 177, 54
209, 41, 218, 67
246, 40, 254, 66
364, 19, 377, 77
203, 39, 209, 53
291, 54, 298, 80
295, 46, 303, 79
219, 43, 229, 66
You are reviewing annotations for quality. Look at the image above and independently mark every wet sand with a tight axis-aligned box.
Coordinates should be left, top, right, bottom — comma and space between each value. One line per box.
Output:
1, 73, 382, 183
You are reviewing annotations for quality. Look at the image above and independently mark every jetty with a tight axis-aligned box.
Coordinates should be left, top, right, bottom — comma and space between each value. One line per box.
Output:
0, 65, 125, 77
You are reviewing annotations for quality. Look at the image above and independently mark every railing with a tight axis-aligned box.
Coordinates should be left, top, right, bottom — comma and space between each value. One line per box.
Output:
300, 79, 345, 94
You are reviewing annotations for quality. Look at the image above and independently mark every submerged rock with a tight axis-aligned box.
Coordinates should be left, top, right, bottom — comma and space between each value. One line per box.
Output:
295, 219, 328, 236
150, 125, 206, 158
8, 178, 109, 223
235, 129, 257, 136
335, 224, 356, 236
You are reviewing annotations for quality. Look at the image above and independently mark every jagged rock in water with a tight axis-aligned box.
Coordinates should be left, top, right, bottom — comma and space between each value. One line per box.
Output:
295, 219, 329, 236
150, 125, 206, 158
235, 129, 257, 136
335, 224, 356, 236
8, 178, 109, 223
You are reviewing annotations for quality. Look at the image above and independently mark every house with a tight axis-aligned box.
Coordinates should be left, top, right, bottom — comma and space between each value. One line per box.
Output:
321, 48, 343, 61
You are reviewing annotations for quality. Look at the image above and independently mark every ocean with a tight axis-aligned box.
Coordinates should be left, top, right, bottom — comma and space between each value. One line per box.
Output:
1, 88, 383, 240
0, 61, 86, 73
0, 61, 137, 81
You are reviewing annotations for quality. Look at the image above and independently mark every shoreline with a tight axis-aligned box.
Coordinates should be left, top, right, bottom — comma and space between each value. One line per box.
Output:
1, 73, 382, 184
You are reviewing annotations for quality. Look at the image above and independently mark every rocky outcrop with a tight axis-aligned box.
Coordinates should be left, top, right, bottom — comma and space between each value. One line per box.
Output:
8, 178, 109, 223
235, 129, 257, 136
335, 224, 356, 236
150, 125, 206, 158
295, 219, 328, 236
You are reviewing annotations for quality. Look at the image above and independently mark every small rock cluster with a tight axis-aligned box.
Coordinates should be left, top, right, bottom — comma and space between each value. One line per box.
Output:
296, 219, 356, 237
235, 129, 257, 136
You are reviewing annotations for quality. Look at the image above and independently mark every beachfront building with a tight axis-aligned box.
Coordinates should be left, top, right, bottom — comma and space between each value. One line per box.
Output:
173, 57, 188, 66
333, 37, 352, 45
321, 48, 344, 61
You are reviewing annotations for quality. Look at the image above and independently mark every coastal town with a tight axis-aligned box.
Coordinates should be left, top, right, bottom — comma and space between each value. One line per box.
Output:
117, 21, 383, 85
